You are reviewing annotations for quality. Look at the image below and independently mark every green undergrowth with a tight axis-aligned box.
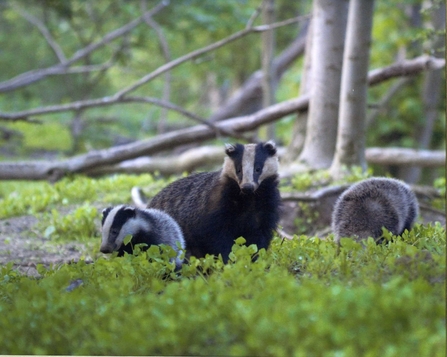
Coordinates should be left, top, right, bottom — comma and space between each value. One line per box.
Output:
0, 174, 445, 355
0, 224, 445, 356
0, 174, 174, 219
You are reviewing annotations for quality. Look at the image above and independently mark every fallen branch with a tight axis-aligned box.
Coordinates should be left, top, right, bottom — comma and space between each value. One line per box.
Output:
87, 145, 445, 178
0, 95, 309, 181
365, 147, 445, 167
88, 146, 224, 176
4, 117, 446, 180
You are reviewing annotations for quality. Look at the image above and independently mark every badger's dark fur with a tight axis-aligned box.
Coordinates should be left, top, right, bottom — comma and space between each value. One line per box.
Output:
100, 205, 185, 269
147, 141, 281, 263
331, 177, 419, 243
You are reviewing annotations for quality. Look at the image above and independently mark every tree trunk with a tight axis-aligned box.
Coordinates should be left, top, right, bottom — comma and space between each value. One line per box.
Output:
284, 17, 313, 164
260, 0, 277, 141
298, 0, 348, 169
399, 1, 445, 183
330, 0, 375, 178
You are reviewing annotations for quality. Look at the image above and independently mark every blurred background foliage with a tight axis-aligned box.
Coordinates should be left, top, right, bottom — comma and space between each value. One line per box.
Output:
0, 0, 444, 181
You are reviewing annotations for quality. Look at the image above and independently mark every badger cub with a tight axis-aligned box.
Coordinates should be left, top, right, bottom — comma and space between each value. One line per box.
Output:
146, 141, 281, 263
332, 177, 419, 243
100, 205, 185, 269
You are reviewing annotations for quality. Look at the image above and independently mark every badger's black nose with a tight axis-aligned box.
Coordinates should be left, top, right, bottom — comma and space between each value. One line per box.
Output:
241, 183, 255, 194
100, 245, 114, 254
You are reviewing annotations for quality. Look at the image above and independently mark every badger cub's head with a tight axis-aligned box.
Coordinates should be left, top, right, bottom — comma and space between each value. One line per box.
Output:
222, 140, 279, 194
100, 205, 141, 254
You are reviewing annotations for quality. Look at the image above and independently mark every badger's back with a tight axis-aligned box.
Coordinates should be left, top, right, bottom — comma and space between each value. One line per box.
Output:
332, 177, 419, 243
148, 141, 281, 261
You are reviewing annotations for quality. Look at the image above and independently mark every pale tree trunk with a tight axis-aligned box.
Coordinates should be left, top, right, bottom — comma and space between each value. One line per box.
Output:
298, 0, 348, 169
284, 17, 313, 164
259, 0, 277, 140
330, 0, 375, 178
399, 1, 445, 183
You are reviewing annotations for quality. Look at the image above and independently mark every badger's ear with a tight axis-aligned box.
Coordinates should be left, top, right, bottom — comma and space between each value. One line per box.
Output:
102, 207, 112, 218
264, 140, 277, 156
123, 206, 136, 218
225, 143, 237, 157
101, 207, 113, 226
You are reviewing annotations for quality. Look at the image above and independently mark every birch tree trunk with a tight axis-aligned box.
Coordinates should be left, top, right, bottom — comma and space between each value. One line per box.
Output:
260, 0, 277, 140
298, 0, 348, 169
399, 1, 446, 183
283, 18, 313, 164
330, 0, 375, 178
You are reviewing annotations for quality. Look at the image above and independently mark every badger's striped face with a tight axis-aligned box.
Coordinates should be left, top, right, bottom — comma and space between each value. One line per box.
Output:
100, 205, 147, 254
222, 140, 278, 193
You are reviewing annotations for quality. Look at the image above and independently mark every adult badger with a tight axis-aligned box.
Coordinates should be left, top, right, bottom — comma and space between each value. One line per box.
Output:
145, 141, 281, 263
332, 177, 419, 243
100, 205, 185, 269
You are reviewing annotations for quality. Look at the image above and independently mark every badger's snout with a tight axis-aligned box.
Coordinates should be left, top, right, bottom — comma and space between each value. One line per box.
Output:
241, 183, 255, 194
100, 244, 115, 254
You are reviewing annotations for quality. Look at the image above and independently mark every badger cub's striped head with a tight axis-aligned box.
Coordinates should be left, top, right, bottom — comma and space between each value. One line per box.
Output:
222, 140, 279, 194
100, 205, 141, 254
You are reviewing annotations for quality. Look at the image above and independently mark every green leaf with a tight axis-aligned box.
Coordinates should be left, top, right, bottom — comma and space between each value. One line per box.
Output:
123, 234, 133, 246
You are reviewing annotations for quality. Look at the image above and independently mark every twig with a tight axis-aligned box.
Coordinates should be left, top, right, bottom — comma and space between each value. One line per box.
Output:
368, 55, 445, 86
0, 13, 309, 122
142, 0, 172, 129
246, 3, 263, 29
12, 3, 67, 63
113, 14, 310, 99
122, 96, 247, 140
0, 1, 168, 93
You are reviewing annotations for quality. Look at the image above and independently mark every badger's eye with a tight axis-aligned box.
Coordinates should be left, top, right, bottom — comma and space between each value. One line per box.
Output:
111, 228, 119, 236
236, 167, 242, 174
255, 166, 262, 173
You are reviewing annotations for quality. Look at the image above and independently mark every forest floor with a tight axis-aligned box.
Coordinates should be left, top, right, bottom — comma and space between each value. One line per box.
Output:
0, 213, 96, 277
0, 195, 444, 277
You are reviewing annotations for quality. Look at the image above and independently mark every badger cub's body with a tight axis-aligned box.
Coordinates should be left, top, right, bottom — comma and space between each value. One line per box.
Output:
100, 205, 185, 269
147, 141, 281, 262
332, 177, 419, 243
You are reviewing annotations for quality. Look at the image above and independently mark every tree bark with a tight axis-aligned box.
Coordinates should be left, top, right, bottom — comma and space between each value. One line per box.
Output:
298, 0, 348, 169
330, 0, 375, 178
260, 0, 277, 140
284, 17, 313, 164
399, 2, 445, 183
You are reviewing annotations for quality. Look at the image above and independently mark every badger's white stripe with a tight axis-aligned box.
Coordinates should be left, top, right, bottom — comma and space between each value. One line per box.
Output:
101, 205, 126, 249
241, 144, 256, 188
258, 155, 279, 184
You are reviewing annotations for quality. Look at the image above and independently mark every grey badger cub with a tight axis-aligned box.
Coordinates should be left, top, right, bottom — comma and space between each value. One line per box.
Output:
332, 177, 419, 243
100, 205, 185, 269
146, 141, 281, 263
